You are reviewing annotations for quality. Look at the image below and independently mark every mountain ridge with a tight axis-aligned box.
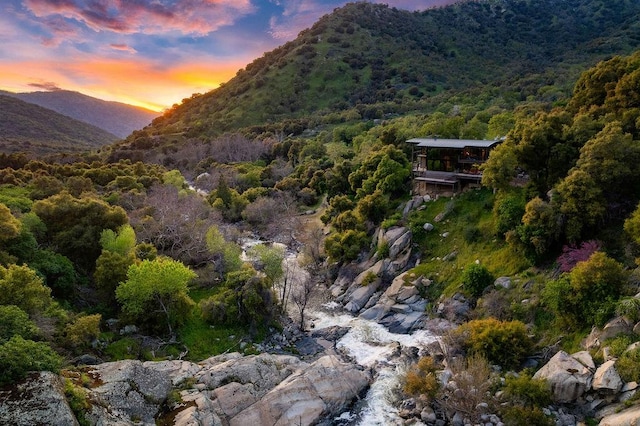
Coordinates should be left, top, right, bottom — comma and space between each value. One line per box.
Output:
140, 0, 640, 141
0, 94, 119, 154
2, 89, 158, 139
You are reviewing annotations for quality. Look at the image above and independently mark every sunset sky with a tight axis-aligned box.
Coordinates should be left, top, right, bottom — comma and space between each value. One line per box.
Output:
1, 0, 456, 112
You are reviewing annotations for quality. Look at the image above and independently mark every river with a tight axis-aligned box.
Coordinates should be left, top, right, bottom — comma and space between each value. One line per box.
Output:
242, 237, 438, 425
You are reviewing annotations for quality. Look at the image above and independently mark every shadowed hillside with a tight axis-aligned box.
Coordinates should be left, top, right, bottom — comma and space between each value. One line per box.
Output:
0, 95, 118, 154
6, 90, 158, 138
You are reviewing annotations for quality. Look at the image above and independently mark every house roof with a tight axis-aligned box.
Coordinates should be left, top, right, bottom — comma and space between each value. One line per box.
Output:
406, 138, 502, 149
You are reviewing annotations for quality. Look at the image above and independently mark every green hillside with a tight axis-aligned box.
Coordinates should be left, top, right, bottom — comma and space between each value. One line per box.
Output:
0, 95, 118, 155
142, 0, 640, 140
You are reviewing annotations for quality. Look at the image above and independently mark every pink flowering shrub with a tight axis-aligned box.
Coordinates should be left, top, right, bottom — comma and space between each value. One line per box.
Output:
557, 240, 601, 273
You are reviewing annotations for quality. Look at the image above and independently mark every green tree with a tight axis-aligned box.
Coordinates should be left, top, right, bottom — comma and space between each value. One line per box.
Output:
481, 139, 518, 192
511, 109, 576, 195
32, 192, 128, 271
514, 197, 560, 262
0, 203, 20, 244
116, 258, 196, 335
205, 226, 243, 274
199, 264, 276, 334
555, 170, 605, 242
94, 250, 135, 313
100, 225, 137, 257
544, 252, 626, 327
0, 264, 52, 314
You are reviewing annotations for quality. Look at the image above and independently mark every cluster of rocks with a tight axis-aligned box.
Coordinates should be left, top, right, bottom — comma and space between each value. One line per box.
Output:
531, 347, 639, 425
0, 352, 370, 426
327, 225, 434, 334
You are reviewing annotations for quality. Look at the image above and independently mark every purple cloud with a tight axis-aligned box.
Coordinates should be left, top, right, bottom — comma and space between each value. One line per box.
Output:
28, 81, 62, 91
24, 0, 256, 36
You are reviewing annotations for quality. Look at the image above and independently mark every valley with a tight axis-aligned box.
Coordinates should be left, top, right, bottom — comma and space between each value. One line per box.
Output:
2, 0, 640, 425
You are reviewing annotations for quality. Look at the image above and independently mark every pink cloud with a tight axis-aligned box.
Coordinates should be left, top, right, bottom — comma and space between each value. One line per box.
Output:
110, 43, 137, 54
24, 0, 255, 36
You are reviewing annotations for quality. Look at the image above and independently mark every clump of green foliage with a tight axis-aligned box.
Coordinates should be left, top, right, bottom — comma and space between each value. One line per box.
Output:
0, 335, 63, 385
454, 318, 532, 369
462, 263, 494, 298
615, 346, 640, 383
501, 373, 554, 425
543, 251, 626, 329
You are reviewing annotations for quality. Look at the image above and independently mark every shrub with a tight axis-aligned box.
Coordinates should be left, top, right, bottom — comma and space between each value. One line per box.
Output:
64, 314, 101, 349
0, 305, 38, 344
501, 406, 554, 426
64, 379, 90, 426
616, 298, 640, 324
361, 271, 377, 286
455, 318, 532, 369
0, 336, 62, 385
462, 263, 494, 298
616, 347, 640, 383
502, 373, 552, 407
403, 356, 439, 398
493, 192, 526, 237
543, 252, 626, 328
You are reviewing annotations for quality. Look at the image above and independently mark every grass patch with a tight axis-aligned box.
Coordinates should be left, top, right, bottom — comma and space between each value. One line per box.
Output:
406, 189, 530, 299
178, 313, 256, 361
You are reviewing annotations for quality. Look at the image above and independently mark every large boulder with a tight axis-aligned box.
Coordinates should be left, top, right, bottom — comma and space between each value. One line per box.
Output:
196, 353, 304, 393
584, 317, 633, 350
86, 360, 173, 424
229, 355, 370, 426
533, 351, 593, 403
599, 404, 640, 426
0, 371, 79, 426
592, 360, 623, 393
389, 230, 412, 260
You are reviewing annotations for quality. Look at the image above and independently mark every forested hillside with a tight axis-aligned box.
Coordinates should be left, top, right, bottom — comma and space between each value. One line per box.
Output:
139, 0, 640, 140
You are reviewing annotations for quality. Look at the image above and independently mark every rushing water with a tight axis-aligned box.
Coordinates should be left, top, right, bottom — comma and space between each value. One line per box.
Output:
241, 237, 438, 425
311, 306, 437, 425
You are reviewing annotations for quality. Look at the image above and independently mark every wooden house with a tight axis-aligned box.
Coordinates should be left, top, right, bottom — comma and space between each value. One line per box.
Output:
406, 137, 503, 195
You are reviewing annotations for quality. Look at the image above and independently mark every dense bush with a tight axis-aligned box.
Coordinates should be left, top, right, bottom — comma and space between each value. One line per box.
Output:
455, 318, 532, 369
462, 263, 494, 297
501, 406, 554, 426
0, 305, 38, 343
543, 251, 626, 328
0, 335, 62, 385
616, 347, 640, 383
502, 372, 552, 407
493, 192, 525, 237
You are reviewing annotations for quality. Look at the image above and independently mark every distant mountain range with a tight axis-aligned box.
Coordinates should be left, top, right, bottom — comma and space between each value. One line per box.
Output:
1, 90, 158, 139
0, 95, 119, 155
140, 0, 640, 140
